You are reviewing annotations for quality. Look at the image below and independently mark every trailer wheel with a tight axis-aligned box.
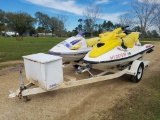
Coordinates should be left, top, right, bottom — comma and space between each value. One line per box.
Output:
131, 63, 144, 83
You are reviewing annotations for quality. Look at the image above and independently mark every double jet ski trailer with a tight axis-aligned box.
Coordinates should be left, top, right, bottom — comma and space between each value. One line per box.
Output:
9, 53, 150, 101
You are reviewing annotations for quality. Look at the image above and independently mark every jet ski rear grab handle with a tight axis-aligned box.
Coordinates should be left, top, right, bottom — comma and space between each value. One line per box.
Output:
9, 60, 149, 101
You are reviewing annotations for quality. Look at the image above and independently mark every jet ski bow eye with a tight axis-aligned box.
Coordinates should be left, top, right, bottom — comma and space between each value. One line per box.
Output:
97, 43, 105, 47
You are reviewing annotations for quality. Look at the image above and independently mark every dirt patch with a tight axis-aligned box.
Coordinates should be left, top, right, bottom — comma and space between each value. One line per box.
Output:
0, 60, 23, 76
0, 42, 159, 120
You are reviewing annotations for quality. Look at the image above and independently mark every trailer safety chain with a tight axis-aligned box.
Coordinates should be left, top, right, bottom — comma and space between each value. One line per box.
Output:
18, 86, 26, 99
18, 86, 30, 101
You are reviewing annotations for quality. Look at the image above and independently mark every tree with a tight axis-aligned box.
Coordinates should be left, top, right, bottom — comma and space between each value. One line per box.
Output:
83, 2, 102, 35
132, 26, 141, 32
6, 11, 36, 36
146, 30, 159, 38
54, 19, 65, 37
114, 23, 122, 29
101, 20, 114, 31
36, 26, 45, 33
78, 19, 83, 30
119, 12, 135, 29
101, 20, 107, 31
83, 19, 93, 32
151, 30, 159, 38
146, 30, 152, 38
155, 7, 160, 32
130, 0, 159, 37
98, 24, 103, 34
106, 21, 114, 31
49, 17, 59, 37
0, 9, 5, 24
28, 26, 36, 36
57, 14, 68, 30
0, 9, 6, 32
35, 12, 50, 35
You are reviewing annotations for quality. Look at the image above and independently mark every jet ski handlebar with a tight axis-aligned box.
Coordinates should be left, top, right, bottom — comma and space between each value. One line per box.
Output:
121, 26, 132, 35
121, 26, 129, 30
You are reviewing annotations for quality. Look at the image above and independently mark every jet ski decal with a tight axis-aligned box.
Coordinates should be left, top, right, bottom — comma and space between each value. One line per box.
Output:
61, 41, 72, 49
70, 39, 81, 45
146, 44, 152, 48
110, 52, 127, 60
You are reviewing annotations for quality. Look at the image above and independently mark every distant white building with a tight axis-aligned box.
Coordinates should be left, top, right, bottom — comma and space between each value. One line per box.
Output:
1, 31, 19, 37
38, 33, 54, 37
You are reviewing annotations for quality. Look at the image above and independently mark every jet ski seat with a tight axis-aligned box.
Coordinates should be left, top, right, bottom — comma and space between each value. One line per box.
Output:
122, 32, 139, 48
86, 37, 100, 47
70, 37, 100, 50
70, 44, 82, 50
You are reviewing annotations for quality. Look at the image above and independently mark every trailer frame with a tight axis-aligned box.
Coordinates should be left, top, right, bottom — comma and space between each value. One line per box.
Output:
9, 60, 150, 101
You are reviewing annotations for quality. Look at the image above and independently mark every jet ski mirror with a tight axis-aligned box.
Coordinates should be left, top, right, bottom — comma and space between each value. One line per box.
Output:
124, 29, 132, 35
121, 26, 129, 30
121, 26, 132, 35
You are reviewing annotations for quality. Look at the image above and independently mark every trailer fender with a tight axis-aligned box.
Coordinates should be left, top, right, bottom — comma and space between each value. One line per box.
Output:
127, 60, 144, 76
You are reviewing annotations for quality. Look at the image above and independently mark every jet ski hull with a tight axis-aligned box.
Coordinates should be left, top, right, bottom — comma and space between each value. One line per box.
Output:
49, 52, 87, 62
83, 45, 154, 70
87, 54, 142, 70
49, 48, 91, 62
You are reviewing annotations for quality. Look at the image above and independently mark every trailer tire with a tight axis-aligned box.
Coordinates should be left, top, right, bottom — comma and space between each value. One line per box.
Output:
131, 63, 144, 83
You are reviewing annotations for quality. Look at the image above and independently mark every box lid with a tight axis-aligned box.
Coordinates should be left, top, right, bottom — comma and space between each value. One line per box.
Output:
23, 53, 62, 63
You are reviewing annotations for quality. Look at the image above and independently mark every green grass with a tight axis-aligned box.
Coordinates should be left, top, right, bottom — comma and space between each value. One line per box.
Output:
0, 37, 159, 62
111, 76, 160, 120
140, 38, 160, 41
0, 37, 65, 62
89, 75, 160, 120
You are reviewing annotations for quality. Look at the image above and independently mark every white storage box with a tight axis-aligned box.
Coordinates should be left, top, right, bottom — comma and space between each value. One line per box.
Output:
23, 53, 63, 90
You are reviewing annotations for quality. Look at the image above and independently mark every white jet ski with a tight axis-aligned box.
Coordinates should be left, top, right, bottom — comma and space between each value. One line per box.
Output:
49, 31, 100, 62
83, 26, 154, 70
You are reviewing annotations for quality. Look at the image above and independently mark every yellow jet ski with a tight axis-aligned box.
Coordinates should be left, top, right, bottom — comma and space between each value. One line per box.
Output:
83, 26, 154, 69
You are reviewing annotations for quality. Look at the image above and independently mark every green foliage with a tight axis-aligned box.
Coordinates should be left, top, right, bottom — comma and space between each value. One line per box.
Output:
35, 12, 50, 31
0, 10, 67, 37
0, 9, 6, 32
101, 20, 114, 31
77, 19, 83, 30
35, 12, 66, 37
140, 38, 160, 42
6, 11, 36, 35
132, 26, 141, 32
76, 19, 116, 36
0, 37, 64, 62
83, 19, 93, 32
145, 30, 159, 38
151, 30, 159, 38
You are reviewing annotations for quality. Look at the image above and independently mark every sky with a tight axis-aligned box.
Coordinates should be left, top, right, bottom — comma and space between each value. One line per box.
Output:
0, 0, 158, 31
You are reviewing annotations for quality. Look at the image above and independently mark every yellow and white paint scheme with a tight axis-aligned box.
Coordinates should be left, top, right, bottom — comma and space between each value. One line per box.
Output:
83, 27, 154, 70
89, 28, 140, 58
